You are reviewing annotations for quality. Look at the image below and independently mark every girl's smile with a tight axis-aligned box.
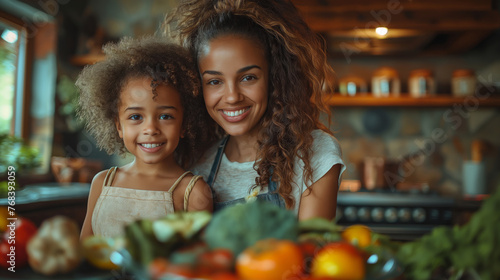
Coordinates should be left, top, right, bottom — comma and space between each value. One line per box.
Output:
138, 142, 165, 153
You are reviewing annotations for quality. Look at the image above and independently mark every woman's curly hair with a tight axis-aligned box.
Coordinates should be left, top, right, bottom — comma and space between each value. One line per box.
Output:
76, 36, 213, 169
164, 0, 335, 209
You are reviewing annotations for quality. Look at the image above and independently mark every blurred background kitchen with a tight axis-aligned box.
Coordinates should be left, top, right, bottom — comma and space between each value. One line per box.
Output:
1, 0, 499, 240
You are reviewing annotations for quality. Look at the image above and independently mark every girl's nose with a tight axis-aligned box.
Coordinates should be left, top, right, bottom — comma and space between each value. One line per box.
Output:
143, 119, 160, 135
224, 83, 244, 103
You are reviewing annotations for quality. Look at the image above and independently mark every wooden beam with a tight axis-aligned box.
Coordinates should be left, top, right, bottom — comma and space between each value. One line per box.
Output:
292, 0, 493, 12
422, 30, 494, 55
299, 10, 500, 32
445, 30, 494, 53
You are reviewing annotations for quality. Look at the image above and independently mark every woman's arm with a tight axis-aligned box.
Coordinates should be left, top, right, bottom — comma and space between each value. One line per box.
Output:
297, 164, 341, 221
80, 170, 107, 240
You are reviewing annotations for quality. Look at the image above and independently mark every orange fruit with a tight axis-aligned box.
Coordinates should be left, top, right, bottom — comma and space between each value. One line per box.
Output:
341, 224, 373, 248
236, 238, 304, 280
311, 241, 366, 280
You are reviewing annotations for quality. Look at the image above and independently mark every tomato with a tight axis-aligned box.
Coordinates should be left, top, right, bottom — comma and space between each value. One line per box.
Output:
148, 257, 197, 279
164, 263, 197, 278
341, 224, 373, 248
210, 272, 240, 280
299, 241, 319, 257
2, 217, 38, 245
149, 258, 170, 280
236, 239, 304, 280
311, 241, 366, 280
198, 248, 234, 275
0, 240, 15, 269
299, 241, 321, 274
1, 217, 37, 268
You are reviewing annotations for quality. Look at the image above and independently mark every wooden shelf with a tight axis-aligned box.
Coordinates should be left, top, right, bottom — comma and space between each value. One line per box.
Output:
324, 94, 500, 107
70, 53, 105, 66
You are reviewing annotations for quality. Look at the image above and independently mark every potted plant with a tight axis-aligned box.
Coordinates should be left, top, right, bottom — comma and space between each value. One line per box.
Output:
0, 134, 41, 197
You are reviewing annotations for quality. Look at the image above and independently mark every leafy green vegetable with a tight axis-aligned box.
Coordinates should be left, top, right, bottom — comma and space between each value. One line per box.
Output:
203, 201, 298, 256
124, 211, 211, 267
397, 188, 500, 280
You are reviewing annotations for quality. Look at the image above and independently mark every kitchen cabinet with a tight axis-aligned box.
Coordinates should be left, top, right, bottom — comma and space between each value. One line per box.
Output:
325, 94, 500, 107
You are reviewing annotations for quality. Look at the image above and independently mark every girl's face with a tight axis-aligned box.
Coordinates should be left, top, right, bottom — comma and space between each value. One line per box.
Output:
198, 34, 269, 139
115, 77, 184, 165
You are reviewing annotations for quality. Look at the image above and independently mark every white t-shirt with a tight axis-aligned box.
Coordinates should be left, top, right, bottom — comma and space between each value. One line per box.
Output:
191, 129, 345, 214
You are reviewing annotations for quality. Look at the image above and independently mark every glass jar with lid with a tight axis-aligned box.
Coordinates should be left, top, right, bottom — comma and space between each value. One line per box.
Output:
339, 76, 368, 96
371, 67, 400, 97
409, 69, 436, 98
452, 69, 476, 96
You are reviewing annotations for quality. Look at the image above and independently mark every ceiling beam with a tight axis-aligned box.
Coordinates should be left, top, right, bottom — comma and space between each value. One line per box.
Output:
292, 0, 494, 12
297, 10, 500, 32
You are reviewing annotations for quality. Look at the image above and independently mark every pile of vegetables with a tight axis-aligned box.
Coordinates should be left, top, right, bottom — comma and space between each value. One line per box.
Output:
0, 212, 82, 276
398, 188, 500, 280
117, 200, 395, 280
6, 189, 498, 279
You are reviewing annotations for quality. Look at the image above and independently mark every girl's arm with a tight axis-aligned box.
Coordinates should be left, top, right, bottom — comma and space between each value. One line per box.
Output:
298, 164, 341, 221
80, 170, 107, 240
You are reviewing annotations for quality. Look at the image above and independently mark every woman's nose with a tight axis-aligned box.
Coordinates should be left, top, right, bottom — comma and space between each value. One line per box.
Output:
224, 83, 244, 103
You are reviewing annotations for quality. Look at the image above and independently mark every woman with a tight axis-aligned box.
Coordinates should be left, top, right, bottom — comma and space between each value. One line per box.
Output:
164, 0, 345, 220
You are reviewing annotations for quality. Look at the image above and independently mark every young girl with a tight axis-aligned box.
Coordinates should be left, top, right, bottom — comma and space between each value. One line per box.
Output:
164, 0, 345, 220
77, 37, 213, 239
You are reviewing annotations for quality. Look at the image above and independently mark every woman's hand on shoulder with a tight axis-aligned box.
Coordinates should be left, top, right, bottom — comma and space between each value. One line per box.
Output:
298, 164, 341, 221
187, 178, 213, 212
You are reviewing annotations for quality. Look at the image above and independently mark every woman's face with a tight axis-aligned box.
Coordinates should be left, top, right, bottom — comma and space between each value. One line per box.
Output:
198, 34, 269, 139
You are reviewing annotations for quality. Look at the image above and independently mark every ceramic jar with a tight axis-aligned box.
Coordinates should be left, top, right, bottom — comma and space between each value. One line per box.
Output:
339, 76, 368, 96
409, 69, 436, 98
371, 67, 400, 97
452, 69, 476, 96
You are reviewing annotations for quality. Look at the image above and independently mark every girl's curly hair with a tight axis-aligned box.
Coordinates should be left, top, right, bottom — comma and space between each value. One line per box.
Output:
76, 36, 213, 169
164, 0, 335, 209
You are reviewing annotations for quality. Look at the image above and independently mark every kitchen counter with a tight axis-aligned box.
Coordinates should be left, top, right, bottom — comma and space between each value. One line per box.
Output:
0, 182, 90, 227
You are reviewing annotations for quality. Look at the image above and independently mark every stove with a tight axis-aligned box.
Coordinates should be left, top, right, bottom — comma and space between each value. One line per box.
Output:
336, 191, 455, 241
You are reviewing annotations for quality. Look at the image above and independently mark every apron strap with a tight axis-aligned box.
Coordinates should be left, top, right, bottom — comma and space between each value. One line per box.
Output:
206, 136, 229, 200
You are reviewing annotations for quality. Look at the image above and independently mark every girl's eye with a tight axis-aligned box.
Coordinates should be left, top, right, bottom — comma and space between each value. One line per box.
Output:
129, 114, 142, 121
241, 75, 257, 82
160, 114, 173, 120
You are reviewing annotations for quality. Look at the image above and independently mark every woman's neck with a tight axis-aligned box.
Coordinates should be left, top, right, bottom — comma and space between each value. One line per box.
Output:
224, 134, 259, 163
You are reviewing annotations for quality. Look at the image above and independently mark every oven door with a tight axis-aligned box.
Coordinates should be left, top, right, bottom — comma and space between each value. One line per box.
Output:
336, 192, 455, 241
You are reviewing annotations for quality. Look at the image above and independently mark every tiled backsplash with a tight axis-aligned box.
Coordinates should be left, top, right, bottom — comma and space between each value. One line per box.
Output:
329, 107, 500, 197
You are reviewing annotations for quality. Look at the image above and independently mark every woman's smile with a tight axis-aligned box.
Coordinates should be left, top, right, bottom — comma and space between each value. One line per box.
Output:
220, 107, 251, 122
198, 35, 269, 138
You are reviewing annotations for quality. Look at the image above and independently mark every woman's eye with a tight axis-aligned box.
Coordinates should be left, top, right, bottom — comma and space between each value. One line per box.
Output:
207, 79, 221, 86
160, 114, 173, 120
129, 114, 142, 121
241, 75, 257, 82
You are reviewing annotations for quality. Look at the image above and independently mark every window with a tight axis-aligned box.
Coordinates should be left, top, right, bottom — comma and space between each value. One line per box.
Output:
0, 18, 25, 136
1, 4, 57, 177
